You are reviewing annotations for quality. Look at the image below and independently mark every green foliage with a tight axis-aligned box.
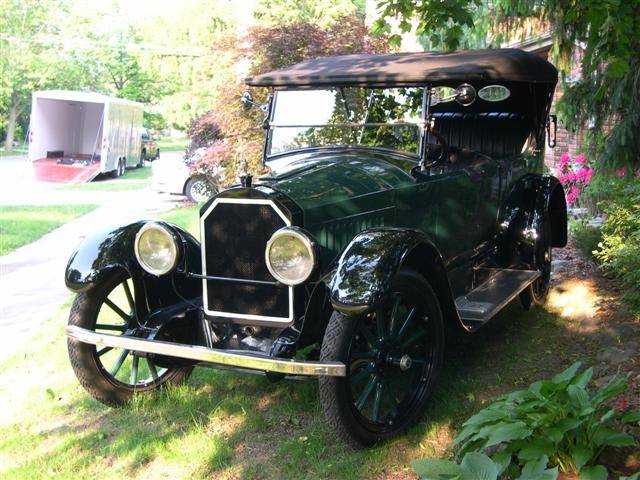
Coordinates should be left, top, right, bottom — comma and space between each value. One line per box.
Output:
0, 0, 96, 149
373, 0, 640, 172
197, 13, 390, 178
594, 180, 640, 312
569, 221, 602, 260
254, 0, 363, 27
412, 362, 639, 479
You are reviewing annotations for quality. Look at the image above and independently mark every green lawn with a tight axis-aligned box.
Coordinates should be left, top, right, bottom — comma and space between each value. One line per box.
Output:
158, 204, 200, 235
158, 136, 189, 152
0, 204, 99, 256
0, 143, 27, 157
54, 166, 152, 192
0, 285, 604, 479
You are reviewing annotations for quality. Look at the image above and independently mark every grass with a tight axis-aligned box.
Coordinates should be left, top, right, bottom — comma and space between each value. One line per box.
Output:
54, 166, 152, 192
0, 142, 27, 157
158, 204, 200, 235
0, 204, 99, 256
0, 279, 606, 479
158, 136, 189, 152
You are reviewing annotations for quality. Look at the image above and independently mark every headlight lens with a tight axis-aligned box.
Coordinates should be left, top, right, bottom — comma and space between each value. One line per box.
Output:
134, 223, 178, 276
265, 227, 316, 285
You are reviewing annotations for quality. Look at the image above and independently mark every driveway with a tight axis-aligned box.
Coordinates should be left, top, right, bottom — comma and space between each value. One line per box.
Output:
0, 152, 186, 360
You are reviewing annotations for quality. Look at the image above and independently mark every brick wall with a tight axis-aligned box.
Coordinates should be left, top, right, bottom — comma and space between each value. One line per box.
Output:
540, 47, 585, 175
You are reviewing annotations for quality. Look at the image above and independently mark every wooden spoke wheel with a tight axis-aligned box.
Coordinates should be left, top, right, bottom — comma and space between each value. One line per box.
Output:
319, 268, 444, 447
67, 270, 192, 406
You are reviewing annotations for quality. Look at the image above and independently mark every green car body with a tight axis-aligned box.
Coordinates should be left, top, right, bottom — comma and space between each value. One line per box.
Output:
64, 49, 567, 446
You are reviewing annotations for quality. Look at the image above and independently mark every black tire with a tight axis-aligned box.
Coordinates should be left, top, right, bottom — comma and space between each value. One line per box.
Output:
137, 150, 145, 168
110, 158, 122, 178
319, 268, 444, 447
155, 148, 160, 160
185, 177, 216, 203
67, 270, 192, 406
520, 217, 552, 310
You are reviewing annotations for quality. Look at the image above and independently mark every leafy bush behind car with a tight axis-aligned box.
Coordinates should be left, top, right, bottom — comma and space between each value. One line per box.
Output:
593, 180, 640, 313
412, 362, 639, 480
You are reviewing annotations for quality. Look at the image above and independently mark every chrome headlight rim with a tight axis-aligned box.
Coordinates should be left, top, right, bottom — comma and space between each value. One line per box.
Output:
265, 226, 316, 286
134, 222, 179, 276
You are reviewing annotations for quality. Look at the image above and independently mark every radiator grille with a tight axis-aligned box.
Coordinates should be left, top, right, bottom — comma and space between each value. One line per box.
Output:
201, 199, 291, 322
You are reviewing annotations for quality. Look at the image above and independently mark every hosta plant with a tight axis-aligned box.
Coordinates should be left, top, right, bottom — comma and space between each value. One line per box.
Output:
412, 362, 640, 480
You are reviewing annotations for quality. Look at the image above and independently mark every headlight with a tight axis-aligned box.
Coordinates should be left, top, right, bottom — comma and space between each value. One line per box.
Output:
265, 227, 316, 286
134, 222, 179, 276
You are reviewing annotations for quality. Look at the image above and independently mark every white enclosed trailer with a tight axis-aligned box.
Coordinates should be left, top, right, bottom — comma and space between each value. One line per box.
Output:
28, 90, 144, 183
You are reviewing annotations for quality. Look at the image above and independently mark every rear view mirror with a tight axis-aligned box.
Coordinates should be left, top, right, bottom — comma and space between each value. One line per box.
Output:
241, 92, 254, 110
241, 91, 269, 113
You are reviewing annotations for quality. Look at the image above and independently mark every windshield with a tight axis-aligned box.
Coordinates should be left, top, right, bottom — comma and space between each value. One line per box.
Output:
268, 87, 424, 158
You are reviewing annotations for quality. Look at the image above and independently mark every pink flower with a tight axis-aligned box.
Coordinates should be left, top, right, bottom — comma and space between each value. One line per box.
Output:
635, 169, 640, 178
584, 168, 594, 184
616, 168, 626, 177
566, 184, 581, 205
574, 154, 587, 165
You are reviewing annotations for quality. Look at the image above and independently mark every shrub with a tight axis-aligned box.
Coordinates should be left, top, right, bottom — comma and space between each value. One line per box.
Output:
412, 362, 640, 480
185, 111, 222, 158
187, 140, 231, 186
595, 180, 640, 312
570, 221, 602, 260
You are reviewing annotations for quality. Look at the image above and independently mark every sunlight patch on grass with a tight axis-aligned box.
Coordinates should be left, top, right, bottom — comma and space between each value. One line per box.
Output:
547, 279, 599, 321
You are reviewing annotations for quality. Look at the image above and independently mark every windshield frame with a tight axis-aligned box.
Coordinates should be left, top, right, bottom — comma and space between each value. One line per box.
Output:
263, 86, 431, 163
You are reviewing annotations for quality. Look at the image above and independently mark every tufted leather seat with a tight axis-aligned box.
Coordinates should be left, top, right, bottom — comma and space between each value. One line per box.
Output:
431, 112, 529, 159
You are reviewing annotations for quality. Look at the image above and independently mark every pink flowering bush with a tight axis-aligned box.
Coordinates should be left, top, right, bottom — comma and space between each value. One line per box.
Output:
556, 153, 594, 205
187, 140, 231, 186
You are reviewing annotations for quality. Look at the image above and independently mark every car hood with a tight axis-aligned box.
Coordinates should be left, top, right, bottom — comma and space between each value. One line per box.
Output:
258, 150, 414, 224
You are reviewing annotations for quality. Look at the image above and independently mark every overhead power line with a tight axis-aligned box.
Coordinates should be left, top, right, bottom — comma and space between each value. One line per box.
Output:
0, 33, 208, 57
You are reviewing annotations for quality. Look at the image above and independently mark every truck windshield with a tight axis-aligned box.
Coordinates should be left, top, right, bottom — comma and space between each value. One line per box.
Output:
268, 87, 424, 157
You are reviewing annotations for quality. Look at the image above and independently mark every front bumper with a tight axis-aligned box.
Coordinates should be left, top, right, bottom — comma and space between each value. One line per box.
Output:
66, 325, 346, 377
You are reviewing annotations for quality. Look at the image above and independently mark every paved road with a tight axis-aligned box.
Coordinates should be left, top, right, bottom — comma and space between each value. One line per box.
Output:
0, 152, 186, 360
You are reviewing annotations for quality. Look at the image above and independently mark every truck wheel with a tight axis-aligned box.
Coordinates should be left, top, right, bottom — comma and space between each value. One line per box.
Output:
155, 148, 160, 160
137, 150, 145, 168
319, 268, 444, 447
520, 217, 552, 310
67, 270, 192, 406
185, 177, 216, 203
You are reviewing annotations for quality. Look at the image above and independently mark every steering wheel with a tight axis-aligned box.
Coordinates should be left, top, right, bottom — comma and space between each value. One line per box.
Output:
418, 127, 450, 171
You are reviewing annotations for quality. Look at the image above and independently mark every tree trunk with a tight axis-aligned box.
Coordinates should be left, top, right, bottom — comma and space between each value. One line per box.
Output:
4, 102, 19, 152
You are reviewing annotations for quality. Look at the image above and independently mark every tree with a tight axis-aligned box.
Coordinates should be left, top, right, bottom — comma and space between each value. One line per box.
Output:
193, 13, 390, 180
373, 0, 640, 171
0, 0, 92, 150
254, 0, 364, 27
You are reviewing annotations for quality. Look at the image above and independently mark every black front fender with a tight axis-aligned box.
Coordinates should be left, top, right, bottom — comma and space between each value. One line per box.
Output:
65, 221, 202, 317
328, 228, 454, 317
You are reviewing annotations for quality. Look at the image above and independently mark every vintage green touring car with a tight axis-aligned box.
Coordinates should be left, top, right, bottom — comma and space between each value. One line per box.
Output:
65, 49, 566, 446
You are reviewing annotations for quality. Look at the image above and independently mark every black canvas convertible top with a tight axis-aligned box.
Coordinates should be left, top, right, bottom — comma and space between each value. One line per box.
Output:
245, 49, 558, 87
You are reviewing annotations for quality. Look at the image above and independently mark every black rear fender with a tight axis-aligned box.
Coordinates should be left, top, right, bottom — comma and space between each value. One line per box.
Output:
497, 175, 567, 265
328, 228, 462, 328
64, 221, 202, 320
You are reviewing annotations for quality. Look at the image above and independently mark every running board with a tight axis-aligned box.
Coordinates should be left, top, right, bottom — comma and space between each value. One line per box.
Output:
66, 325, 346, 377
455, 269, 540, 327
